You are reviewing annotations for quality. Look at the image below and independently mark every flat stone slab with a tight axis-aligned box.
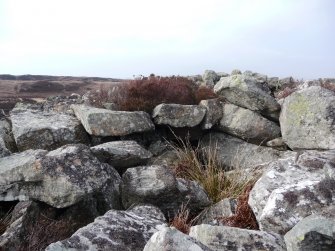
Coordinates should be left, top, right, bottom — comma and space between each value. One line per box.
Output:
72, 105, 155, 136
10, 109, 88, 151
152, 104, 206, 127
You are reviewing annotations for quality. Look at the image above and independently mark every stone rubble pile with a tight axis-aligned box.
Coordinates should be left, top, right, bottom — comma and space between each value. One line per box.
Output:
0, 69, 334, 250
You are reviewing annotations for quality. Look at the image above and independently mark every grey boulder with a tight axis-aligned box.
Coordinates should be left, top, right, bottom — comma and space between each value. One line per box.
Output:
144, 227, 213, 251
202, 70, 220, 88
121, 165, 211, 217
199, 99, 223, 129
91, 140, 152, 172
152, 104, 206, 127
72, 104, 155, 136
280, 86, 335, 150
249, 150, 335, 234
0, 119, 14, 157
46, 205, 167, 251
214, 74, 280, 120
284, 208, 335, 251
10, 109, 88, 151
189, 224, 286, 251
217, 103, 281, 144
0, 144, 121, 209
200, 132, 290, 170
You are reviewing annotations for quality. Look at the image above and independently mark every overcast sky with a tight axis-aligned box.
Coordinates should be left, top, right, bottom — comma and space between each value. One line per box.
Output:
0, 0, 334, 79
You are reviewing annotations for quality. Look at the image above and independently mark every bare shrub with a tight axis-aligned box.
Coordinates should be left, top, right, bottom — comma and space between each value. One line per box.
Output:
217, 185, 259, 230
169, 204, 193, 234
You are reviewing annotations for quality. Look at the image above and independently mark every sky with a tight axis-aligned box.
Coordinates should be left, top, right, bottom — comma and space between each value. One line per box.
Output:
0, 0, 334, 79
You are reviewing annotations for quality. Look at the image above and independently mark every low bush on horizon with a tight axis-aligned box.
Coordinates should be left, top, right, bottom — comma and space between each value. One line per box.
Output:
89, 75, 217, 113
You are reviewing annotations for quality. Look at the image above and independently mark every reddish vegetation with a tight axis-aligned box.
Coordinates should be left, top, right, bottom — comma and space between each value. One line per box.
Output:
217, 185, 259, 230
169, 204, 193, 234
90, 76, 218, 113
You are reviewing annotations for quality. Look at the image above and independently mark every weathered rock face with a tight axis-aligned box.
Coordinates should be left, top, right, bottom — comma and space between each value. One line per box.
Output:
121, 165, 211, 217
72, 104, 155, 136
0, 198, 105, 251
10, 109, 88, 151
196, 198, 237, 225
0, 144, 121, 209
280, 86, 335, 150
46, 205, 167, 251
202, 70, 220, 88
199, 99, 223, 130
152, 104, 206, 127
144, 227, 213, 251
284, 207, 335, 251
217, 103, 281, 144
0, 120, 14, 157
189, 224, 286, 251
200, 132, 290, 170
91, 140, 152, 172
214, 74, 280, 120
249, 150, 335, 234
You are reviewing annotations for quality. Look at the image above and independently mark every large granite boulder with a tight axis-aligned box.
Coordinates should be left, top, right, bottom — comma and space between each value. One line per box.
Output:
0, 144, 121, 209
200, 132, 290, 170
121, 165, 211, 217
91, 140, 152, 173
249, 150, 335, 234
46, 205, 167, 251
152, 104, 206, 127
72, 104, 155, 136
284, 207, 335, 251
202, 70, 220, 88
144, 227, 213, 251
199, 99, 223, 129
217, 103, 281, 144
189, 224, 286, 251
214, 74, 280, 120
280, 86, 335, 150
10, 109, 88, 151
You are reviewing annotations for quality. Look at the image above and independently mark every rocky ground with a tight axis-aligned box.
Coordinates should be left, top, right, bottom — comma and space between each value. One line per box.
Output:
0, 70, 334, 250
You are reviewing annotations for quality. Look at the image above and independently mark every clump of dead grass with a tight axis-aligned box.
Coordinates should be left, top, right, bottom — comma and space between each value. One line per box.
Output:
169, 204, 193, 234
217, 185, 259, 230
0, 208, 13, 235
171, 137, 256, 203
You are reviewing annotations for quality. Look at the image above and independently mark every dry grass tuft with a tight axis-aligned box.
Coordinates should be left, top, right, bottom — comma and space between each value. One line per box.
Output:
0, 208, 13, 235
169, 204, 193, 234
171, 137, 256, 203
217, 185, 259, 230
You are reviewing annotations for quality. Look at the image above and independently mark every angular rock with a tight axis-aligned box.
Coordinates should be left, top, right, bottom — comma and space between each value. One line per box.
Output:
0, 199, 104, 251
72, 104, 155, 136
152, 104, 206, 128
144, 227, 213, 251
0, 144, 121, 209
196, 198, 237, 225
214, 74, 280, 120
0, 119, 15, 157
249, 150, 335, 234
266, 137, 288, 151
189, 224, 286, 251
231, 69, 242, 75
284, 208, 335, 251
217, 103, 281, 144
91, 140, 152, 172
199, 99, 223, 129
121, 165, 211, 217
280, 86, 335, 150
10, 109, 88, 151
200, 132, 290, 170
202, 70, 220, 88
46, 205, 167, 251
